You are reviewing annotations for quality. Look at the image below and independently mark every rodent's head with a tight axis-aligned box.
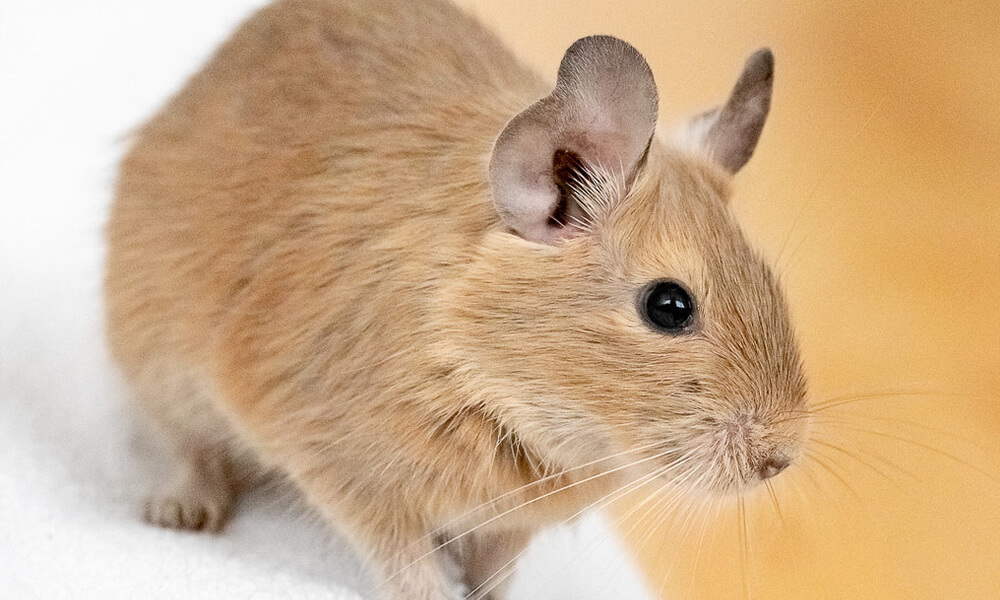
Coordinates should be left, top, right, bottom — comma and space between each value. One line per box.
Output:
446, 37, 807, 496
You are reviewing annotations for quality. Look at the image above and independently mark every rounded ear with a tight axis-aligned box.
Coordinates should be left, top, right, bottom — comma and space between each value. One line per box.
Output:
489, 36, 658, 245
675, 48, 774, 174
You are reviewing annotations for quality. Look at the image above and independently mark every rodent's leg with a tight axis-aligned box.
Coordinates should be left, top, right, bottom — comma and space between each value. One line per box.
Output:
144, 448, 235, 533
342, 519, 462, 600
457, 530, 533, 600
126, 368, 248, 532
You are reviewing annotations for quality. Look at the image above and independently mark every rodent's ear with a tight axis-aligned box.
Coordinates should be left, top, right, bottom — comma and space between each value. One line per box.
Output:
489, 35, 658, 245
674, 48, 773, 174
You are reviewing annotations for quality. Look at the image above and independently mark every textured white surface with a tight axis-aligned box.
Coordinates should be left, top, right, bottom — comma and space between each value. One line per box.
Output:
0, 1, 657, 598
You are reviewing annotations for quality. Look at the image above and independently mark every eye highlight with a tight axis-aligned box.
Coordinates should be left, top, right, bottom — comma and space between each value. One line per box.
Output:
641, 280, 695, 333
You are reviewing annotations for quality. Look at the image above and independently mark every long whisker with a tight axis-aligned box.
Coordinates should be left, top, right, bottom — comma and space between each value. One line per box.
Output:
775, 95, 887, 273
816, 408, 993, 455
804, 448, 864, 505
809, 437, 910, 488
407, 439, 669, 556
555, 468, 700, 598
767, 408, 815, 428
587, 461, 709, 594
788, 459, 823, 522
737, 493, 750, 600
576, 453, 702, 555
467, 456, 697, 599
633, 469, 711, 584
648, 476, 714, 600
811, 388, 981, 412
615, 451, 701, 527
661, 472, 712, 557
682, 492, 719, 600
628, 464, 706, 557
763, 479, 784, 526
390, 446, 683, 583
820, 423, 997, 481
616, 469, 690, 543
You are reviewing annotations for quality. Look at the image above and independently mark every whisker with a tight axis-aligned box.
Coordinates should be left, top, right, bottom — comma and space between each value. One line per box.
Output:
787, 461, 822, 524
618, 459, 700, 538
804, 448, 864, 505
810, 417, 925, 481
738, 493, 750, 600
816, 408, 993, 456
390, 445, 684, 583
467, 456, 695, 599
820, 423, 997, 482
682, 492, 719, 600
809, 437, 910, 488
583, 453, 708, 593
634, 469, 711, 583
408, 439, 669, 555
606, 456, 703, 546
768, 408, 815, 427
668, 475, 713, 554
465, 550, 522, 600
764, 479, 784, 526
811, 388, 981, 412
775, 95, 887, 274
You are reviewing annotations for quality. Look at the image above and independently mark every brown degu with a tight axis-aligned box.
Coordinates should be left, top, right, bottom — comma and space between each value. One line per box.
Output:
104, 0, 809, 598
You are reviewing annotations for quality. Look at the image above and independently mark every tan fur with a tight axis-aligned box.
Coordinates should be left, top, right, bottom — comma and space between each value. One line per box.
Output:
105, 0, 808, 598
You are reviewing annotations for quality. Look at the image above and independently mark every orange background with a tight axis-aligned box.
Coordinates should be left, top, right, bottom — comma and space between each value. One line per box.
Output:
459, 1, 1000, 598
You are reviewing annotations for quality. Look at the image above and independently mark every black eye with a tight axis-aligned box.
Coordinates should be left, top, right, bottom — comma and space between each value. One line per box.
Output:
641, 280, 695, 332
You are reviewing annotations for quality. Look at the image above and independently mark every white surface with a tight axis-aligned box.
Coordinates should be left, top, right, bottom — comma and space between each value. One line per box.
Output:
0, 1, 657, 598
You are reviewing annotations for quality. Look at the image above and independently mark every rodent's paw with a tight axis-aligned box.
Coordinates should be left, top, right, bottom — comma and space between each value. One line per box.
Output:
143, 492, 228, 533
141, 450, 235, 533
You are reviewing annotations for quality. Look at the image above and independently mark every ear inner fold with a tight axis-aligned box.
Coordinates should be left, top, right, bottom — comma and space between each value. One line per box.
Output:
489, 35, 659, 245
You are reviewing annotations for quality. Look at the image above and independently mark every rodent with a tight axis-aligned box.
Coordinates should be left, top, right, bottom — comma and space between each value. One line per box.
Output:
103, 0, 810, 598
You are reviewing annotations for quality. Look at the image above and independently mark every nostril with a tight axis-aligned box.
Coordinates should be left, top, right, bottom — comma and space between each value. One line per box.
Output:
757, 455, 791, 480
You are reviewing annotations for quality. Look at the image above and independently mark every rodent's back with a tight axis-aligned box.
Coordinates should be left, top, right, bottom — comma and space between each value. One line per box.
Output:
106, 0, 545, 377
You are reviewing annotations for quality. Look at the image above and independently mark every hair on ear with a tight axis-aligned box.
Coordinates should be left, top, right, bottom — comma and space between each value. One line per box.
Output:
489, 36, 658, 245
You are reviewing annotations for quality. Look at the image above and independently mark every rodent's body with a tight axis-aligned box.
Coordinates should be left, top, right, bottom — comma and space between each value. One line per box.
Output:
108, 0, 554, 511
106, 1, 809, 598
109, 1, 600, 594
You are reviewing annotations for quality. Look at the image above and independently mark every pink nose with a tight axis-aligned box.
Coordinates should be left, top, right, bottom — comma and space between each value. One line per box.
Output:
757, 455, 791, 480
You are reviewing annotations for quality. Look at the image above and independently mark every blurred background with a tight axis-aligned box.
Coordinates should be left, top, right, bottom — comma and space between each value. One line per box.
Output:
456, 1, 1000, 598
2, 0, 998, 598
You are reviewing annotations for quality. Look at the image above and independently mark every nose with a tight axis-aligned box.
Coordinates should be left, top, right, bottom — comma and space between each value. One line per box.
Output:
756, 454, 791, 480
